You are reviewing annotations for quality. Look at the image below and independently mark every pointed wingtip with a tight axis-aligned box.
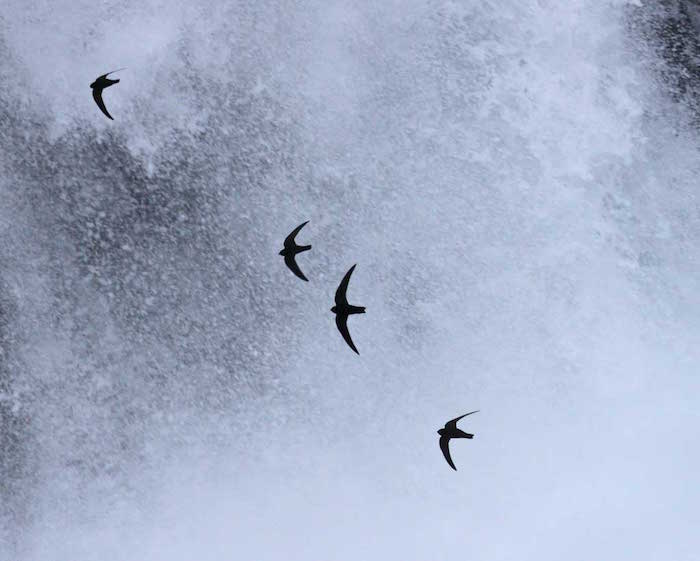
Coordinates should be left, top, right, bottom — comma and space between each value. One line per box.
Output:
345, 263, 358, 280
345, 332, 360, 355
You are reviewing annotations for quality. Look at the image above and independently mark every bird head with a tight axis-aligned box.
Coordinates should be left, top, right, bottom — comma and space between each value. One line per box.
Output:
278, 249, 285, 256
330, 305, 337, 314
437, 428, 445, 436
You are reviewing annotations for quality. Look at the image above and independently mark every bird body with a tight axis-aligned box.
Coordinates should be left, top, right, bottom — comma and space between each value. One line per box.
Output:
280, 221, 312, 281
331, 264, 365, 354
90, 69, 124, 120
438, 411, 479, 470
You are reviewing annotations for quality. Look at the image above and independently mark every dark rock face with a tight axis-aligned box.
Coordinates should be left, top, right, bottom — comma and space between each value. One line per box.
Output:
629, 0, 700, 119
0, 286, 28, 549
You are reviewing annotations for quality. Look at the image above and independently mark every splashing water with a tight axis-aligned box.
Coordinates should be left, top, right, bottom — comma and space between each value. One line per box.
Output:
1, 1, 700, 559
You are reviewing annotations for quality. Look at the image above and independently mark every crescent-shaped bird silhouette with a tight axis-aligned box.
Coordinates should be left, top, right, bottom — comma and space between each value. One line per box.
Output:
279, 221, 312, 281
438, 410, 479, 470
90, 69, 125, 120
331, 264, 365, 354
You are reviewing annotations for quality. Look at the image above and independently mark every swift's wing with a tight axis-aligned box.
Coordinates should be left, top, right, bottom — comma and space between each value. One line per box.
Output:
284, 221, 309, 248
92, 88, 114, 120
335, 313, 359, 354
445, 410, 479, 431
284, 254, 308, 281
439, 436, 457, 470
334, 264, 356, 307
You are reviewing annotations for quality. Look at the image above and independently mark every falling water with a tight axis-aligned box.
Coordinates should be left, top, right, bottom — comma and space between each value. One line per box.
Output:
1, 1, 700, 559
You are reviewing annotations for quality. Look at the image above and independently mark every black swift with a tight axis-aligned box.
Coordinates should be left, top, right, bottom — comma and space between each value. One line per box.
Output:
279, 221, 312, 281
90, 69, 125, 120
438, 411, 479, 470
331, 264, 365, 354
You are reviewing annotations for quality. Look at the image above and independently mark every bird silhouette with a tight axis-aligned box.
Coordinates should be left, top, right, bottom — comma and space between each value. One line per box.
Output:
279, 221, 312, 281
438, 411, 479, 470
331, 264, 365, 354
90, 69, 124, 120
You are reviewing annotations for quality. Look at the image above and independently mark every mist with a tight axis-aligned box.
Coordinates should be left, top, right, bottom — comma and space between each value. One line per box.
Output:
1, 1, 699, 559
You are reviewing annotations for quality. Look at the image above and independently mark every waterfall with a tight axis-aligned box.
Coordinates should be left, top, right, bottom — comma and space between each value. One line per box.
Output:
1, 1, 699, 559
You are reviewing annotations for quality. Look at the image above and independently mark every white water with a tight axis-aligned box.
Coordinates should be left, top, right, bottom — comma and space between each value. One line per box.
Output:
1, 1, 699, 559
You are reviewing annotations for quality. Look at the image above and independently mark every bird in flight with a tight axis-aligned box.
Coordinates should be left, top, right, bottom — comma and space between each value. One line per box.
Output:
279, 221, 312, 281
331, 264, 365, 354
90, 69, 125, 120
438, 411, 479, 470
